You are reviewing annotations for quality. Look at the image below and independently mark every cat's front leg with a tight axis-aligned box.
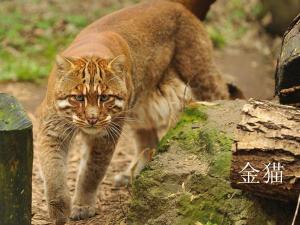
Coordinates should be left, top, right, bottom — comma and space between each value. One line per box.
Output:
71, 133, 117, 221
37, 120, 75, 225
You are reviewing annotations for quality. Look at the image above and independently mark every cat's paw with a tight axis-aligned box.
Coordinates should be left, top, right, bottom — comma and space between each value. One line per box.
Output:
114, 172, 131, 187
48, 196, 71, 225
70, 205, 96, 221
53, 217, 69, 225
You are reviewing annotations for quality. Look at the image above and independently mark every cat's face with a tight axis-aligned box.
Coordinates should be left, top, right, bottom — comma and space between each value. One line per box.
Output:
54, 55, 128, 135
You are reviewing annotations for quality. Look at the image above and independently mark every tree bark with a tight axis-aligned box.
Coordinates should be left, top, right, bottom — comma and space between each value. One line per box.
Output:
0, 93, 33, 225
230, 99, 300, 202
275, 14, 300, 105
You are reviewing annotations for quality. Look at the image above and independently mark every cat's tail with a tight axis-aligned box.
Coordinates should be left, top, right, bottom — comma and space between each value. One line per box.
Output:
168, 0, 215, 20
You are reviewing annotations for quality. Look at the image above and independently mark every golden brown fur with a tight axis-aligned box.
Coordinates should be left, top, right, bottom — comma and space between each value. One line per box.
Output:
36, 0, 229, 224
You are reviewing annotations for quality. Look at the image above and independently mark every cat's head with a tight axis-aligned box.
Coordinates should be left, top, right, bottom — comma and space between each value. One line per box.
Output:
53, 54, 130, 135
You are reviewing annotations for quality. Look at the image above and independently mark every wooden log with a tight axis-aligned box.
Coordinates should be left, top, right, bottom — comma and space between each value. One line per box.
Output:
230, 99, 300, 202
0, 94, 33, 225
275, 14, 300, 106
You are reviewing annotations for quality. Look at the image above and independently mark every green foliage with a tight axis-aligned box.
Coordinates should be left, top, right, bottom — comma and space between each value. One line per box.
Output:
205, 222, 218, 225
0, 0, 265, 80
207, 26, 226, 48
251, 2, 265, 19
206, 0, 264, 48
0, 0, 137, 82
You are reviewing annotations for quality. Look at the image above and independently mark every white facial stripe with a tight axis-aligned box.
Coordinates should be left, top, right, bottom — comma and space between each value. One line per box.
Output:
84, 61, 91, 86
82, 85, 88, 107
72, 114, 81, 121
84, 96, 88, 107
85, 84, 90, 93
94, 64, 101, 91
98, 93, 101, 107
115, 99, 124, 108
105, 115, 112, 121
57, 99, 72, 109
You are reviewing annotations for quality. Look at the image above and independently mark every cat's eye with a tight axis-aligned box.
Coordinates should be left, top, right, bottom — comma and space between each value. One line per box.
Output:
99, 94, 110, 102
75, 95, 85, 102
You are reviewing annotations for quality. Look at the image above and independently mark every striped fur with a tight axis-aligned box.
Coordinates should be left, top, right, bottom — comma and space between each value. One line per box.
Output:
54, 55, 127, 134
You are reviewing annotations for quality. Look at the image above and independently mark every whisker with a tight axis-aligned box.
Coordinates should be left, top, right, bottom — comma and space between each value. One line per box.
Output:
108, 122, 134, 143
58, 126, 77, 151
106, 126, 117, 146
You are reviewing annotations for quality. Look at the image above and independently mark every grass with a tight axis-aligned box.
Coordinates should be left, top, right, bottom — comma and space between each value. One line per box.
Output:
206, 0, 264, 48
0, 0, 138, 82
0, 0, 263, 81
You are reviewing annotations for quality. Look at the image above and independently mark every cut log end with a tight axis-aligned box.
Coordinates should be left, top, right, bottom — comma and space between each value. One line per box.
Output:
0, 93, 32, 131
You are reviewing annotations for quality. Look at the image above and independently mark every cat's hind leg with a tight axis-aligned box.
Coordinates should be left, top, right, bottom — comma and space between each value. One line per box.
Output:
174, 8, 229, 100
114, 67, 192, 186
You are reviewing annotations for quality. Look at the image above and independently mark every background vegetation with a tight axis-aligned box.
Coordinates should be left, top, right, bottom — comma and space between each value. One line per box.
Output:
0, 0, 263, 82
0, 0, 139, 81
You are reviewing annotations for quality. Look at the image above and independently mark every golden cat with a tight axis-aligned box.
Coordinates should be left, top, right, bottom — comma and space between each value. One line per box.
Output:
36, 0, 229, 224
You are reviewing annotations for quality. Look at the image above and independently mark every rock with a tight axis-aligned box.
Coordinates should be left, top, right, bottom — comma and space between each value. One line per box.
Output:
126, 100, 296, 225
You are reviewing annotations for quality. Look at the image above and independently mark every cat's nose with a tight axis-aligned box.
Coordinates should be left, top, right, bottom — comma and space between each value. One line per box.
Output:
87, 118, 98, 125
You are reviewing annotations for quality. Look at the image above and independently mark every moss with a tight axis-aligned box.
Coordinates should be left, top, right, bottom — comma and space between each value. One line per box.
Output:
158, 106, 207, 153
128, 164, 176, 225
177, 172, 274, 225
0, 94, 31, 130
177, 192, 231, 225
182, 107, 208, 121
179, 174, 233, 224
209, 151, 232, 178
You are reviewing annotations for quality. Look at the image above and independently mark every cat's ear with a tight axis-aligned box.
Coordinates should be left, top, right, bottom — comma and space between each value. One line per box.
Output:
56, 55, 75, 72
108, 55, 126, 74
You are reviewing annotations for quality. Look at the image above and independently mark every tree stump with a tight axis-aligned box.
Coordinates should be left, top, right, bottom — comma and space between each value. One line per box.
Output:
275, 14, 300, 106
230, 99, 300, 202
0, 94, 33, 225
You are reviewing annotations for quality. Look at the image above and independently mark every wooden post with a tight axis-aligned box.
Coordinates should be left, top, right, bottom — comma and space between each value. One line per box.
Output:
0, 93, 33, 225
230, 99, 300, 202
